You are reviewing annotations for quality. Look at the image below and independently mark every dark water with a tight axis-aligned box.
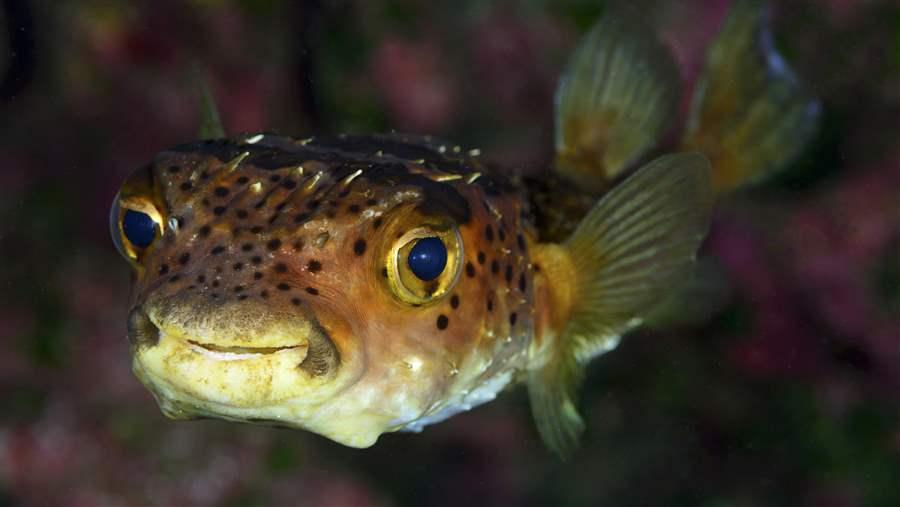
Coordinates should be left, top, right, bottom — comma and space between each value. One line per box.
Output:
2, 1, 899, 506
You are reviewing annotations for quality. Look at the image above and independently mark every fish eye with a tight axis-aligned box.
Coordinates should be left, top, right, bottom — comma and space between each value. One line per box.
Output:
123, 210, 158, 248
407, 237, 448, 281
110, 194, 164, 261
387, 226, 462, 305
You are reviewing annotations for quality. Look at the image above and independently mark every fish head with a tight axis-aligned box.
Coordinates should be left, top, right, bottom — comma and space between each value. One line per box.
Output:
110, 136, 521, 447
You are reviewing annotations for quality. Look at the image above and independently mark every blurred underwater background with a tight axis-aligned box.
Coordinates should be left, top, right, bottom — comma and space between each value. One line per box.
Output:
1, 0, 900, 505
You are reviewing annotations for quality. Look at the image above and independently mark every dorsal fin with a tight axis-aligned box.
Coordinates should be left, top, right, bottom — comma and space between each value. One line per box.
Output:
554, 3, 681, 194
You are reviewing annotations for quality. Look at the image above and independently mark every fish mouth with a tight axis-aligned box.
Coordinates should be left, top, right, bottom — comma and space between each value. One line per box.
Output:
187, 340, 306, 355
185, 338, 310, 362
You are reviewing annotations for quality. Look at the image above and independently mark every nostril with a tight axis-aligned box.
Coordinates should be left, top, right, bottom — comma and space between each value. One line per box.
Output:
128, 306, 160, 348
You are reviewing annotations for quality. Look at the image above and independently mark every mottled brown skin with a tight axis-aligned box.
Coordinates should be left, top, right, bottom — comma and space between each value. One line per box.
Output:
117, 134, 548, 445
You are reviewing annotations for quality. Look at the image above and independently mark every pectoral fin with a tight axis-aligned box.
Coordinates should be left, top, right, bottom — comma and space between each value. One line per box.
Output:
528, 153, 713, 458
554, 3, 681, 193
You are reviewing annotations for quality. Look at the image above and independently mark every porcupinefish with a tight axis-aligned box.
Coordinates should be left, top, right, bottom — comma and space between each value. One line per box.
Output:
110, 1, 817, 457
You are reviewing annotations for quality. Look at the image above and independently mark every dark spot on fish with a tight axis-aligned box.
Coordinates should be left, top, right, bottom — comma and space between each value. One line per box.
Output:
487, 299, 493, 312
261, 290, 269, 299
353, 239, 367, 256
251, 226, 263, 234
210, 293, 219, 298
293, 240, 304, 251
277, 283, 290, 291
519, 272, 526, 292
180, 182, 192, 191
251, 256, 262, 265
491, 260, 499, 275
234, 285, 245, 293
167, 165, 180, 174
294, 212, 310, 223
505, 264, 513, 283
211, 246, 225, 255
241, 243, 253, 252
517, 234, 526, 251
282, 179, 297, 189
267, 239, 282, 251
269, 174, 281, 183
158, 264, 169, 275
212, 280, 220, 288
373, 217, 383, 229
233, 262, 243, 271
238, 294, 248, 300
477, 251, 485, 265
253, 272, 263, 280
168, 275, 180, 283
366, 198, 378, 207
214, 187, 229, 197
291, 298, 301, 306
307, 200, 320, 210
498, 228, 506, 242
485, 225, 494, 242
237, 176, 249, 185
308, 260, 322, 272
509, 312, 517, 326
199, 225, 211, 238
200, 170, 210, 180
465, 262, 476, 278
274, 263, 287, 273
213, 206, 226, 216
305, 287, 319, 295
450, 294, 459, 309
178, 253, 190, 265
381, 267, 388, 278
348, 204, 361, 213
236, 209, 249, 219
196, 275, 206, 283
436, 314, 449, 330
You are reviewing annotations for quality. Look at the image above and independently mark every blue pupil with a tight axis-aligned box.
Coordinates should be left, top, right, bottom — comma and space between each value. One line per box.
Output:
407, 237, 448, 281
122, 210, 157, 248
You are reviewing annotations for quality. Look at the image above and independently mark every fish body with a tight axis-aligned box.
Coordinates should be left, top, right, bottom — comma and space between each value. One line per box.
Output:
115, 134, 542, 447
111, 1, 817, 457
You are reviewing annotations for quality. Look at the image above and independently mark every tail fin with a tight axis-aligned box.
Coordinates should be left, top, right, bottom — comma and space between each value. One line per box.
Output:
528, 153, 713, 458
554, 3, 681, 194
681, 0, 820, 194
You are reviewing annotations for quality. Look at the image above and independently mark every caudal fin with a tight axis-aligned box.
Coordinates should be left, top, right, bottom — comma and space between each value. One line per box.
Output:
681, 0, 820, 194
528, 153, 713, 458
554, 4, 681, 193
